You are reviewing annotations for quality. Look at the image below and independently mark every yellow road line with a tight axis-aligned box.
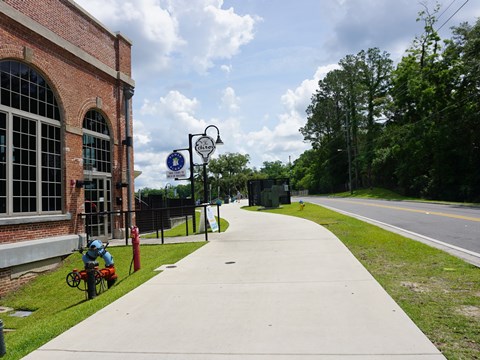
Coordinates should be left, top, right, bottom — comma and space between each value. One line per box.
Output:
324, 199, 480, 222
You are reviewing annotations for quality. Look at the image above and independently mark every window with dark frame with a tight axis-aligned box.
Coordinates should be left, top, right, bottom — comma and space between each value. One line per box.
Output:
0, 112, 6, 214
0, 60, 62, 215
82, 110, 111, 174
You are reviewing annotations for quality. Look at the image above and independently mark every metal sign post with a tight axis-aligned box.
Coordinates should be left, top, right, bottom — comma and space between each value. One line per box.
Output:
195, 136, 216, 204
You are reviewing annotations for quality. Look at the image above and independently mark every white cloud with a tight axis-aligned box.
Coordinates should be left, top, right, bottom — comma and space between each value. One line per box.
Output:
133, 150, 173, 189
141, 90, 199, 119
74, 0, 480, 191
221, 64, 232, 74
75, 0, 184, 71
220, 87, 240, 113
132, 119, 151, 146
324, 0, 425, 61
178, 1, 257, 73
281, 64, 340, 115
76, 0, 258, 75
135, 63, 341, 174
138, 91, 208, 146
242, 64, 340, 166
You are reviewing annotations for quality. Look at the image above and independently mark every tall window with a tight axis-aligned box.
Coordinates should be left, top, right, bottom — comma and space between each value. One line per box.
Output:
83, 111, 112, 238
83, 110, 111, 174
0, 60, 62, 215
0, 112, 6, 214
41, 123, 62, 212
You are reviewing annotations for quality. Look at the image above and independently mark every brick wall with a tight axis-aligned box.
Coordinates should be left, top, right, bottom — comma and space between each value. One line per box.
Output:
0, 0, 134, 294
3, 0, 133, 72
0, 265, 57, 297
0, 222, 72, 244
0, 23, 127, 237
0, 268, 35, 293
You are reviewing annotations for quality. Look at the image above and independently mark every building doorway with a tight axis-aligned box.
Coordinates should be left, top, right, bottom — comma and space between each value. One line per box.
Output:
84, 176, 112, 240
82, 109, 113, 241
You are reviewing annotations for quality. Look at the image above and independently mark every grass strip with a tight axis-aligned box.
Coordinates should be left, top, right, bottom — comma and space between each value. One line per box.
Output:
320, 186, 480, 206
324, 187, 414, 200
253, 202, 480, 360
142, 211, 229, 238
0, 242, 205, 360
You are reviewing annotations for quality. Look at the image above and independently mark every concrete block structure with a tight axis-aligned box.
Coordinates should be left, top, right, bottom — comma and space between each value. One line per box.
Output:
0, 0, 135, 296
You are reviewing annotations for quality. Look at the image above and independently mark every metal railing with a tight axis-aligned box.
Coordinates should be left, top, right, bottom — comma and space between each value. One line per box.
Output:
79, 203, 221, 245
291, 190, 309, 197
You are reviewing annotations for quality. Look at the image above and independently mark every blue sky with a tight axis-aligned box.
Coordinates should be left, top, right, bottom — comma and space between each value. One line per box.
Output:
74, 0, 480, 190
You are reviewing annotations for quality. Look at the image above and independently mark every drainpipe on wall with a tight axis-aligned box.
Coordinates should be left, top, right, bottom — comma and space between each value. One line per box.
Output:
123, 85, 135, 245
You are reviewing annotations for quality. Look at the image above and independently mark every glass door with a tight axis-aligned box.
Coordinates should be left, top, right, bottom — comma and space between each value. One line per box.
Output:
84, 177, 111, 240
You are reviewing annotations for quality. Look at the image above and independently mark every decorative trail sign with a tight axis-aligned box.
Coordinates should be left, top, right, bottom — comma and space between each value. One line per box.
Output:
194, 135, 216, 163
166, 152, 186, 179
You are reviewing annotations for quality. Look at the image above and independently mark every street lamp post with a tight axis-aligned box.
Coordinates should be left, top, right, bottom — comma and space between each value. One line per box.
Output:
174, 124, 223, 232
174, 135, 197, 231
201, 125, 223, 204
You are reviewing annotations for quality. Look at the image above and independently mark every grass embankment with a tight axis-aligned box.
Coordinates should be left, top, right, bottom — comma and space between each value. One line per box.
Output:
260, 202, 480, 360
323, 186, 480, 206
326, 187, 415, 199
0, 242, 205, 360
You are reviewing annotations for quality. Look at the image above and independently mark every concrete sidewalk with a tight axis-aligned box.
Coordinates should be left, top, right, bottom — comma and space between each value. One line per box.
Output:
23, 200, 446, 359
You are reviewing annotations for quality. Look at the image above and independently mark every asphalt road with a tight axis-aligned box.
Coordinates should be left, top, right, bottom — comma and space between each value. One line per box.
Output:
302, 196, 480, 266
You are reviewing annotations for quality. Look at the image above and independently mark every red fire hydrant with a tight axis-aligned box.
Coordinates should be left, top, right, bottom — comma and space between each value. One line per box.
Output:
131, 226, 141, 272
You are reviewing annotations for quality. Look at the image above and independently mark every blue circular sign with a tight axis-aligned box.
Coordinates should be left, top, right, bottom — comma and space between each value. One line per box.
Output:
166, 152, 185, 171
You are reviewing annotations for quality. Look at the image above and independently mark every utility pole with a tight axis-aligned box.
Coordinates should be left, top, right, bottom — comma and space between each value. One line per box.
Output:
346, 114, 353, 195
123, 85, 134, 245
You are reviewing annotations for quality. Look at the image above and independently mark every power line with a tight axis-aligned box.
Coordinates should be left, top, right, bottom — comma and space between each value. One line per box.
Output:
365, 0, 472, 120
303, 1, 476, 165
437, 0, 459, 21
437, 0, 470, 31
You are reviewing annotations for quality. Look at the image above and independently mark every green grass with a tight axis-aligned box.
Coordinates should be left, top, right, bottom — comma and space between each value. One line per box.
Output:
0, 242, 205, 360
325, 187, 413, 199
249, 202, 480, 360
3, 201, 478, 359
320, 187, 480, 206
142, 211, 229, 239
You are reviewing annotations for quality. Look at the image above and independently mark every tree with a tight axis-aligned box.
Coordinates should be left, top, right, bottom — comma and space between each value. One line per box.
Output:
207, 153, 251, 197
301, 48, 393, 193
357, 48, 393, 187
384, 6, 460, 198
136, 187, 163, 198
437, 19, 480, 200
175, 184, 192, 199
301, 69, 349, 192
260, 160, 290, 179
338, 53, 366, 189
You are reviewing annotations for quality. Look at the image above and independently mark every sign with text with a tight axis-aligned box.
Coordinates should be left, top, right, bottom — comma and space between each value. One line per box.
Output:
206, 205, 219, 232
166, 152, 186, 179
194, 135, 216, 163
198, 205, 219, 233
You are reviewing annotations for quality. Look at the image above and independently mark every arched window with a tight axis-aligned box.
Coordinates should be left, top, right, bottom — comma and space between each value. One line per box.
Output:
82, 110, 111, 174
0, 60, 62, 215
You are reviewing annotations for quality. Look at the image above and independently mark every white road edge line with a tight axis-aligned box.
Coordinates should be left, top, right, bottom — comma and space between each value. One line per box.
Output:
319, 204, 480, 260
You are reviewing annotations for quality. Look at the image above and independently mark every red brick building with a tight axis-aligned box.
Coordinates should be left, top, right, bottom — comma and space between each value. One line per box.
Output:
0, 0, 135, 296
